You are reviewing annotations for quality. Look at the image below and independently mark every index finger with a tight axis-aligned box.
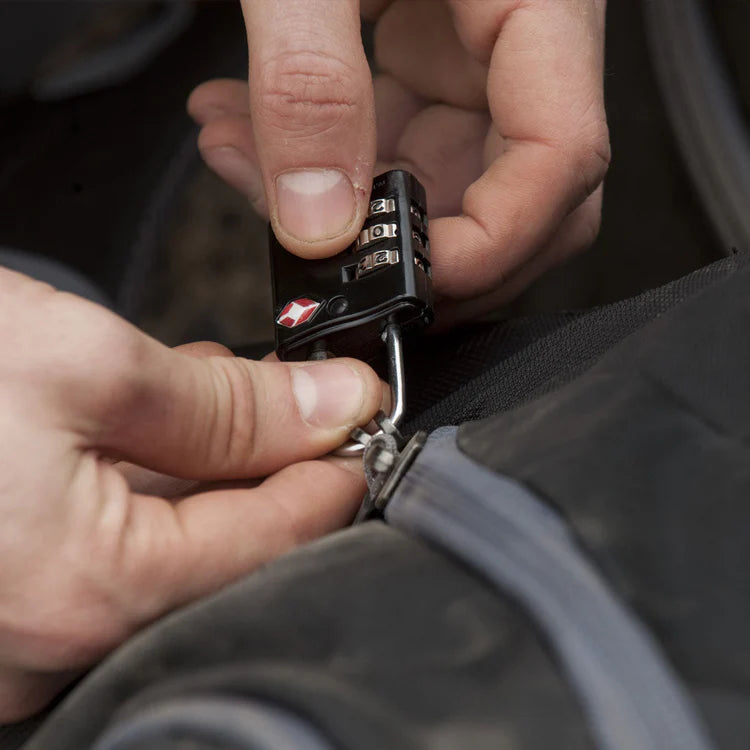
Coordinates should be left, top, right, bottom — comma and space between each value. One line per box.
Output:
434, 0, 609, 300
96, 459, 367, 636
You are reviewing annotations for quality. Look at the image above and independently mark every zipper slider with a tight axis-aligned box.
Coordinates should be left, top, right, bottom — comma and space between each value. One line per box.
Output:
353, 415, 427, 523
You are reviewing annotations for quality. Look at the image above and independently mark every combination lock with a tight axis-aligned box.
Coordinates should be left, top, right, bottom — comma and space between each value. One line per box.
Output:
270, 169, 433, 364
269, 170, 433, 453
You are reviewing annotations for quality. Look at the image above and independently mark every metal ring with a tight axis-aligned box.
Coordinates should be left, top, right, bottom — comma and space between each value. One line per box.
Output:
333, 323, 405, 458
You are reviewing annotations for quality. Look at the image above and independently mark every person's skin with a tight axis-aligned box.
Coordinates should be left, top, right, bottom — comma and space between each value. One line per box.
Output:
1, 0, 609, 722
189, 0, 610, 323
0, 268, 382, 721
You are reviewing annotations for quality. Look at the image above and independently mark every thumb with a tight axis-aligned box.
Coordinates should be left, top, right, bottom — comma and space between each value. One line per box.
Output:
76, 329, 382, 480
240, 0, 376, 257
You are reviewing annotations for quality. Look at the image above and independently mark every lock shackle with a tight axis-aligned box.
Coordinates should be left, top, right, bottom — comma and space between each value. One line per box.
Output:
334, 323, 405, 458
383, 322, 406, 427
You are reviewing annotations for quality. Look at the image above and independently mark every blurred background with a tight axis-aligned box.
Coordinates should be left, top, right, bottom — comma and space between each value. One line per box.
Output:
0, 0, 747, 349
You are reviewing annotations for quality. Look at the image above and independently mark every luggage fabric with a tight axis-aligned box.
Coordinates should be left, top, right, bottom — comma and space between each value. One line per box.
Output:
8, 253, 748, 749
388, 428, 712, 750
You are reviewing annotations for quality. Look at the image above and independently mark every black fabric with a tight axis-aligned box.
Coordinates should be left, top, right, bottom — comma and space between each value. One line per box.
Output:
404, 253, 746, 434
14, 254, 749, 750
5, 257, 748, 749
2, 0, 748, 744
0, 720, 44, 750
459, 254, 750, 748
22, 524, 590, 750
387, 429, 713, 750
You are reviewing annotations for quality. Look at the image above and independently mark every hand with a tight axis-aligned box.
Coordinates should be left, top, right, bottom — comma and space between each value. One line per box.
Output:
0, 269, 381, 721
188, 0, 609, 324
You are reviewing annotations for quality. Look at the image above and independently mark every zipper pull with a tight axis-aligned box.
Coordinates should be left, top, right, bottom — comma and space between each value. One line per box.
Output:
353, 415, 428, 523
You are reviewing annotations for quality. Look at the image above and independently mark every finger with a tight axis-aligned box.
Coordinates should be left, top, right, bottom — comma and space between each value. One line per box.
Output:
361, 0, 396, 22
0, 457, 362, 719
265, 350, 391, 410
208, 347, 391, 435
128, 458, 366, 613
0, 667, 77, 724
188, 78, 250, 125
375, 0, 487, 110
197, 114, 268, 216
240, 0, 376, 258
437, 185, 604, 326
379, 103, 490, 218
117, 464, 200, 500
175, 341, 235, 358
373, 74, 426, 161
21, 291, 383, 478
430, 0, 609, 301
101, 352, 381, 479
189, 78, 268, 214
114, 341, 236, 495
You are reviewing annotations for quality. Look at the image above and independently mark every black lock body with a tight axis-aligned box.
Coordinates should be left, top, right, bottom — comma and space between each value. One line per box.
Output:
270, 170, 433, 363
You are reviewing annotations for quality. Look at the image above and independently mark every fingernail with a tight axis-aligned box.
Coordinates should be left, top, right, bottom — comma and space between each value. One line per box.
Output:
292, 362, 365, 429
201, 146, 267, 211
276, 169, 356, 243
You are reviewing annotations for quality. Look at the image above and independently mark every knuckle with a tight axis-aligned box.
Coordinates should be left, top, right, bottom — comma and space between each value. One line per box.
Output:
206, 358, 259, 473
580, 204, 603, 249
80, 317, 150, 420
265, 462, 332, 546
257, 51, 360, 137
0, 271, 54, 342
0, 277, 151, 431
0, 582, 128, 677
52, 312, 166, 446
567, 190, 604, 255
572, 119, 611, 198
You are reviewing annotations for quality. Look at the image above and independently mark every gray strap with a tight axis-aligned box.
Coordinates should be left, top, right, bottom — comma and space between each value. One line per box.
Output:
91, 696, 335, 750
386, 427, 714, 750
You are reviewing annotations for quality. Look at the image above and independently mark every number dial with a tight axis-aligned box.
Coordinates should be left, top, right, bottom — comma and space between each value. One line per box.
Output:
270, 170, 433, 363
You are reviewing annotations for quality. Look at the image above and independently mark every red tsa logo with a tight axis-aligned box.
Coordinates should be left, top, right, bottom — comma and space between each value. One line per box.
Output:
276, 298, 322, 328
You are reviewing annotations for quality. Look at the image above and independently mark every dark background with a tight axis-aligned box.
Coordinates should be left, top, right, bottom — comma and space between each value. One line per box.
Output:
0, 0, 746, 348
